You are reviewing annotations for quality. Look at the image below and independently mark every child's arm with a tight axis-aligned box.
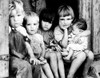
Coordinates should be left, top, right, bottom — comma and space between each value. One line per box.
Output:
63, 48, 73, 61
25, 42, 41, 65
59, 28, 68, 48
79, 30, 90, 37
39, 35, 46, 61
54, 27, 68, 48
73, 30, 90, 43
72, 37, 88, 50
11, 50, 24, 59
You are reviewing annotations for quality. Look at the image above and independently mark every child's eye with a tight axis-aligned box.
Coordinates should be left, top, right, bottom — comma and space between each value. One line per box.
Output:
34, 23, 38, 25
67, 18, 72, 20
10, 15, 14, 18
34, 23, 37, 25
17, 14, 21, 16
60, 18, 64, 21
27, 24, 31, 26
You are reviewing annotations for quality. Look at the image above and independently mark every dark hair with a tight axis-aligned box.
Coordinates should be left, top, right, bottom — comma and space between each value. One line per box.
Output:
40, 8, 55, 23
39, 8, 55, 30
73, 18, 87, 30
9, 30, 27, 56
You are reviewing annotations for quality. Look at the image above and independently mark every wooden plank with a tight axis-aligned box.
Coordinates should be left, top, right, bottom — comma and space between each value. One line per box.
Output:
79, 0, 92, 49
0, 0, 9, 77
92, 0, 100, 54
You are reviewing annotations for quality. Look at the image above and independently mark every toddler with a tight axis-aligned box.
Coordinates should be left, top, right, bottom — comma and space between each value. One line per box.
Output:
24, 12, 54, 78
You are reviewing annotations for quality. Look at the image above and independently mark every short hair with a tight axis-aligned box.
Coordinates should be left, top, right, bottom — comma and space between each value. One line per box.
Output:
58, 5, 74, 19
24, 12, 39, 26
25, 11, 39, 21
9, 0, 25, 16
40, 8, 55, 23
73, 18, 87, 30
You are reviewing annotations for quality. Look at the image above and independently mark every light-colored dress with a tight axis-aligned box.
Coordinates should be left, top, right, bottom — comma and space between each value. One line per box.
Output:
54, 26, 88, 59
29, 33, 44, 58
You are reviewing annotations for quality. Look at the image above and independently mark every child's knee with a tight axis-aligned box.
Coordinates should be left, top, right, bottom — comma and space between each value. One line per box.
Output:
67, 72, 74, 78
87, 51, 94, 60
56, 52, 62, 59
78, 52, 86, 60
50, 53, 56, 60
23, 61, 32, 71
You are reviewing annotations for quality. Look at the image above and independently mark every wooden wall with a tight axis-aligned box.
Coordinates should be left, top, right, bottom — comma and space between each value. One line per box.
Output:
79, 0, 100, 55
92, 0, 100, 55
0, 0, 9, 77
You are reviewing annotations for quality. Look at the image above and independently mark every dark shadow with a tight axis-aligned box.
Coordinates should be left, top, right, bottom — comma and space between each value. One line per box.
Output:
45, 0, 79, 19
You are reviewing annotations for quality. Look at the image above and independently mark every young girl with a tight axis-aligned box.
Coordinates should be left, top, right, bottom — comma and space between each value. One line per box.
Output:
24, 11, 54, 78
54, 5, 94, 78
62, 18, 94, 78
9, 0, 41, 78
38, 8, 65, 78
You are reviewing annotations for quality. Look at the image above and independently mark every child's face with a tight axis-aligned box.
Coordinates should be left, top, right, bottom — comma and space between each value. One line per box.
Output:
26, 17, 39, 35
59, 15, 73, 29
72, 24, 80, 34
10, 9, 24, 28
41, 20, 52, 31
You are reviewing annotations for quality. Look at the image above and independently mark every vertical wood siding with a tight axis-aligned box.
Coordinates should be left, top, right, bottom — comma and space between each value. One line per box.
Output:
79, 0, 100, 55
79, 0, 92, 49
92, 0, 100, 54
0, 0, 9, 77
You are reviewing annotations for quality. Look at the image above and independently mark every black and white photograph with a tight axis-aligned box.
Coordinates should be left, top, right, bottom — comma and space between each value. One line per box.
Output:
0, 0, 100, 78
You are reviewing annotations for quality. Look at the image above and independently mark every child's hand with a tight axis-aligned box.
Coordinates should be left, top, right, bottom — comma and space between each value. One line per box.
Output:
73, 35, 80, 43
39, 57, 47, 65
40, 59, 47, 65
63, 56, 71, 61
61, 52, 68, 57
30, 57, 41, 65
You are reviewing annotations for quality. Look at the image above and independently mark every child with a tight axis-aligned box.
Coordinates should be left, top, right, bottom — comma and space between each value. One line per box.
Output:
54, 5, 94, 78
24, 12, 54, 78
62, 18, 90, 60
38, 8, 65, 78
62, 18, 94, 78
9, 0, 41, 78
9, 29, 33, 78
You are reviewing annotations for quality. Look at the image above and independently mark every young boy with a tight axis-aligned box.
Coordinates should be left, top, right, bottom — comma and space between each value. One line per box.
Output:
9, 0, 41, 78
54, 5, 94, 78
24, 12, 54, 78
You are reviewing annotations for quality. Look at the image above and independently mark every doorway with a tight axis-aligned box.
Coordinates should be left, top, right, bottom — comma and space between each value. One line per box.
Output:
46, 0, 79, 19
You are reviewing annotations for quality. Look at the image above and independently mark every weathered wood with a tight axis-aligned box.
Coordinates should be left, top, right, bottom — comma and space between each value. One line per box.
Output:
92, 0, 100, 54
79, 0, 92, 49
0, 0, 9, 77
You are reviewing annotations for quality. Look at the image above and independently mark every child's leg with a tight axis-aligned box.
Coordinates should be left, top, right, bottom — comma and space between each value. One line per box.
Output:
45, 52, 59, 78
67, 52, 86, 78
56, 52, 65, 78
32, 65, 41, 78
83, 50, 94, 78
12, 57, 32, 78
42, 62, 54, 78
41, 68, 47, 78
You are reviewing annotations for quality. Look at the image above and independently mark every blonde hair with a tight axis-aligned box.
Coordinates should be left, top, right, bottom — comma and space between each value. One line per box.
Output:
25, 12, 39, 23
9, 0, 25, 16
58, 5, 74, 19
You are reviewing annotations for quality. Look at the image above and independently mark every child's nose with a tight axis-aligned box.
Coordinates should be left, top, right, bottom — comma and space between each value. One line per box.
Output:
14, 17, 18, 21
